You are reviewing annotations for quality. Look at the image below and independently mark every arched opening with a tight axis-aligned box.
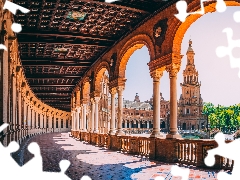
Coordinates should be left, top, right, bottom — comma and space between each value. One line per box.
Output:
174, 5, 240, 136
95, 68, 110, 134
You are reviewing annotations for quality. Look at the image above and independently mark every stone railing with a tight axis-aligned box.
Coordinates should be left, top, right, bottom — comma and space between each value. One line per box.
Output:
72, 131, 234, 171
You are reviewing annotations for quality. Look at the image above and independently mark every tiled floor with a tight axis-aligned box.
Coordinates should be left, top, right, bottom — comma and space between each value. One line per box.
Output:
12, 132, 229, 180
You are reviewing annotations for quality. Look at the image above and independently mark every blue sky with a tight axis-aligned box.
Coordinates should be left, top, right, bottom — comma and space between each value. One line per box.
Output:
123, 7, 240, 106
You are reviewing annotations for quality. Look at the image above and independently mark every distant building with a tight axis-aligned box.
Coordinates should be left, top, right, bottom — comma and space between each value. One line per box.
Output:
178, 40, 206, 130
120, 93, 169, 130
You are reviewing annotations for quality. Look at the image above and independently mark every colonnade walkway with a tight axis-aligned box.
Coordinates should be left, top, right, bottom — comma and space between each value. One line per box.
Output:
12, 132, 228, 180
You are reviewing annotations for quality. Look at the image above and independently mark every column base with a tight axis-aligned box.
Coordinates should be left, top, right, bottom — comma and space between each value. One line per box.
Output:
93, 130, 99, 133
81, 129, 87, 132
150, 133, 164, 138
115, 130, 125, 136
166, 133, 182, 139
108, 130, 116, 135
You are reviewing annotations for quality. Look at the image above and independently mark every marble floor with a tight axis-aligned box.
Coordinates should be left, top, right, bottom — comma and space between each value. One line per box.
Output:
12, 132, 230, 180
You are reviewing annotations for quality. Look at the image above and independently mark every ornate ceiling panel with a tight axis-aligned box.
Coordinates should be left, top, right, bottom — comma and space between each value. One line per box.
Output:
13, 0, 175, 111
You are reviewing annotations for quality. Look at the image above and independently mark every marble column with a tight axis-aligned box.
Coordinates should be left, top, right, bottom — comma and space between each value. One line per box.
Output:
166, 62, 182, 139
91, 98, 95, 133
82, 104, 87, 132
116, 86, 124, 135
71, 111, 75, 131
150, 69, 164, 137
76, 107, 80, 131
109, 88, 116, 135
94, 97, 100, 133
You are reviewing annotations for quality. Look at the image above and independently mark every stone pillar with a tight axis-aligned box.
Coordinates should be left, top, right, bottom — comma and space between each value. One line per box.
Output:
82, 104, 87, 132
23, 99, 27, 130
138, 121, 141, 128
166, 61, 182, 139
116, 86, 124, 135
71, 111, 75, 131
27, 105, 31, 129
129, 121, 131, 128
40, 113, 43, 128
18, 89, 22, 133
150, 69, 164, 137
94, 97, 100, 133
109, 88, 116, 135
91, 98, 95, 133
76, 107, 80, 131
147, 121, 149, 128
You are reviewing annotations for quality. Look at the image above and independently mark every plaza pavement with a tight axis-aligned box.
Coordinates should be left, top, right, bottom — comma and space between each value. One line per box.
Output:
11, 132, 231, 180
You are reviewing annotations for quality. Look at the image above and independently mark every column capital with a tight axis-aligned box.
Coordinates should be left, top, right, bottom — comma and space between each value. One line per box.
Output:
150, 67, 165, 81
76, 107, 81, 112
117, 86, 124, 92
94, 96, 101, 103
166, 63, 181, 78
90, 98, 95, 104
90, 91, 101, 98
80, 98, 88, 104
110, 87, 117, 95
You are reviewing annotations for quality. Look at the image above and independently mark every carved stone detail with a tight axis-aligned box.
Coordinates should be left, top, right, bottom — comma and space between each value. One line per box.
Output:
150, 67, 165, 81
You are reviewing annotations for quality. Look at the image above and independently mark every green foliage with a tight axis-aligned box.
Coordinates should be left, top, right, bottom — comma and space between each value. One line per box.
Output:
203, 102, 240, 132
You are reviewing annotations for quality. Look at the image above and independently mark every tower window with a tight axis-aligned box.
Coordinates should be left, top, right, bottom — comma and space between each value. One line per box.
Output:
186, 109, 190, 114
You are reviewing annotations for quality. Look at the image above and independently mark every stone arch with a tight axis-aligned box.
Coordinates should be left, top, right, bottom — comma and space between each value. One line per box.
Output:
117, 34, 155, 79
94, 61, 110, 93
171, 1, 240, 54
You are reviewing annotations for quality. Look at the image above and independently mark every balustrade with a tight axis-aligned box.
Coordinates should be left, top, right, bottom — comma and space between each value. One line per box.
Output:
75, 131, 234, 171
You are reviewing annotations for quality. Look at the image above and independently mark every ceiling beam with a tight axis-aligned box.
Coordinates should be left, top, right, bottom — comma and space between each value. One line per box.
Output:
22, 61, 92, 67
43, 99, 70, 102
18, 31, 115, 42
30, 84, 75, 87
21, 58, 92, 63
34, 90, 72, 93
17, 34, 111, 47
26, 74, 82, 78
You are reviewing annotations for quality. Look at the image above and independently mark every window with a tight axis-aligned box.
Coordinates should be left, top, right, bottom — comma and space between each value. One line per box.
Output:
186, 109, 190, 114
66, 120, 68, 128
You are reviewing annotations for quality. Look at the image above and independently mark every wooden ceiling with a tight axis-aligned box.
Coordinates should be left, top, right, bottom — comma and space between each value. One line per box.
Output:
14, 0, 176, 112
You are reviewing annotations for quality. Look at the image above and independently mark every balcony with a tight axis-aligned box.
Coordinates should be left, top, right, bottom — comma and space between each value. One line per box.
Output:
72, 131, 234, 171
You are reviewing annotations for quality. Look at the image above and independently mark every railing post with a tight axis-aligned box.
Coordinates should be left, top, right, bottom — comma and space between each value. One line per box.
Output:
149, 137, 156, 160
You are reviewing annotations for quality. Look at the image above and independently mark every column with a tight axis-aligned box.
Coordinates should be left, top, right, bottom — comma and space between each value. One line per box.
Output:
150, 69, 164, 137
71, 111, 75, 131
91, 98, 95, 133
147, 121, 149, 128
76, 107, 80, 131
94, 97, 100, 133
116, 86, 124, 135
27, 106, 31, 129
129, 121, 131, 128
109, 88, 116, 135
82, 104, 87, 132
166, 62, 182, 139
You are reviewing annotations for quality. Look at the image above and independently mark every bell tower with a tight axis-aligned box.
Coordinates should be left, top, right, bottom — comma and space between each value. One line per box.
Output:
178, 40, 205, 130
